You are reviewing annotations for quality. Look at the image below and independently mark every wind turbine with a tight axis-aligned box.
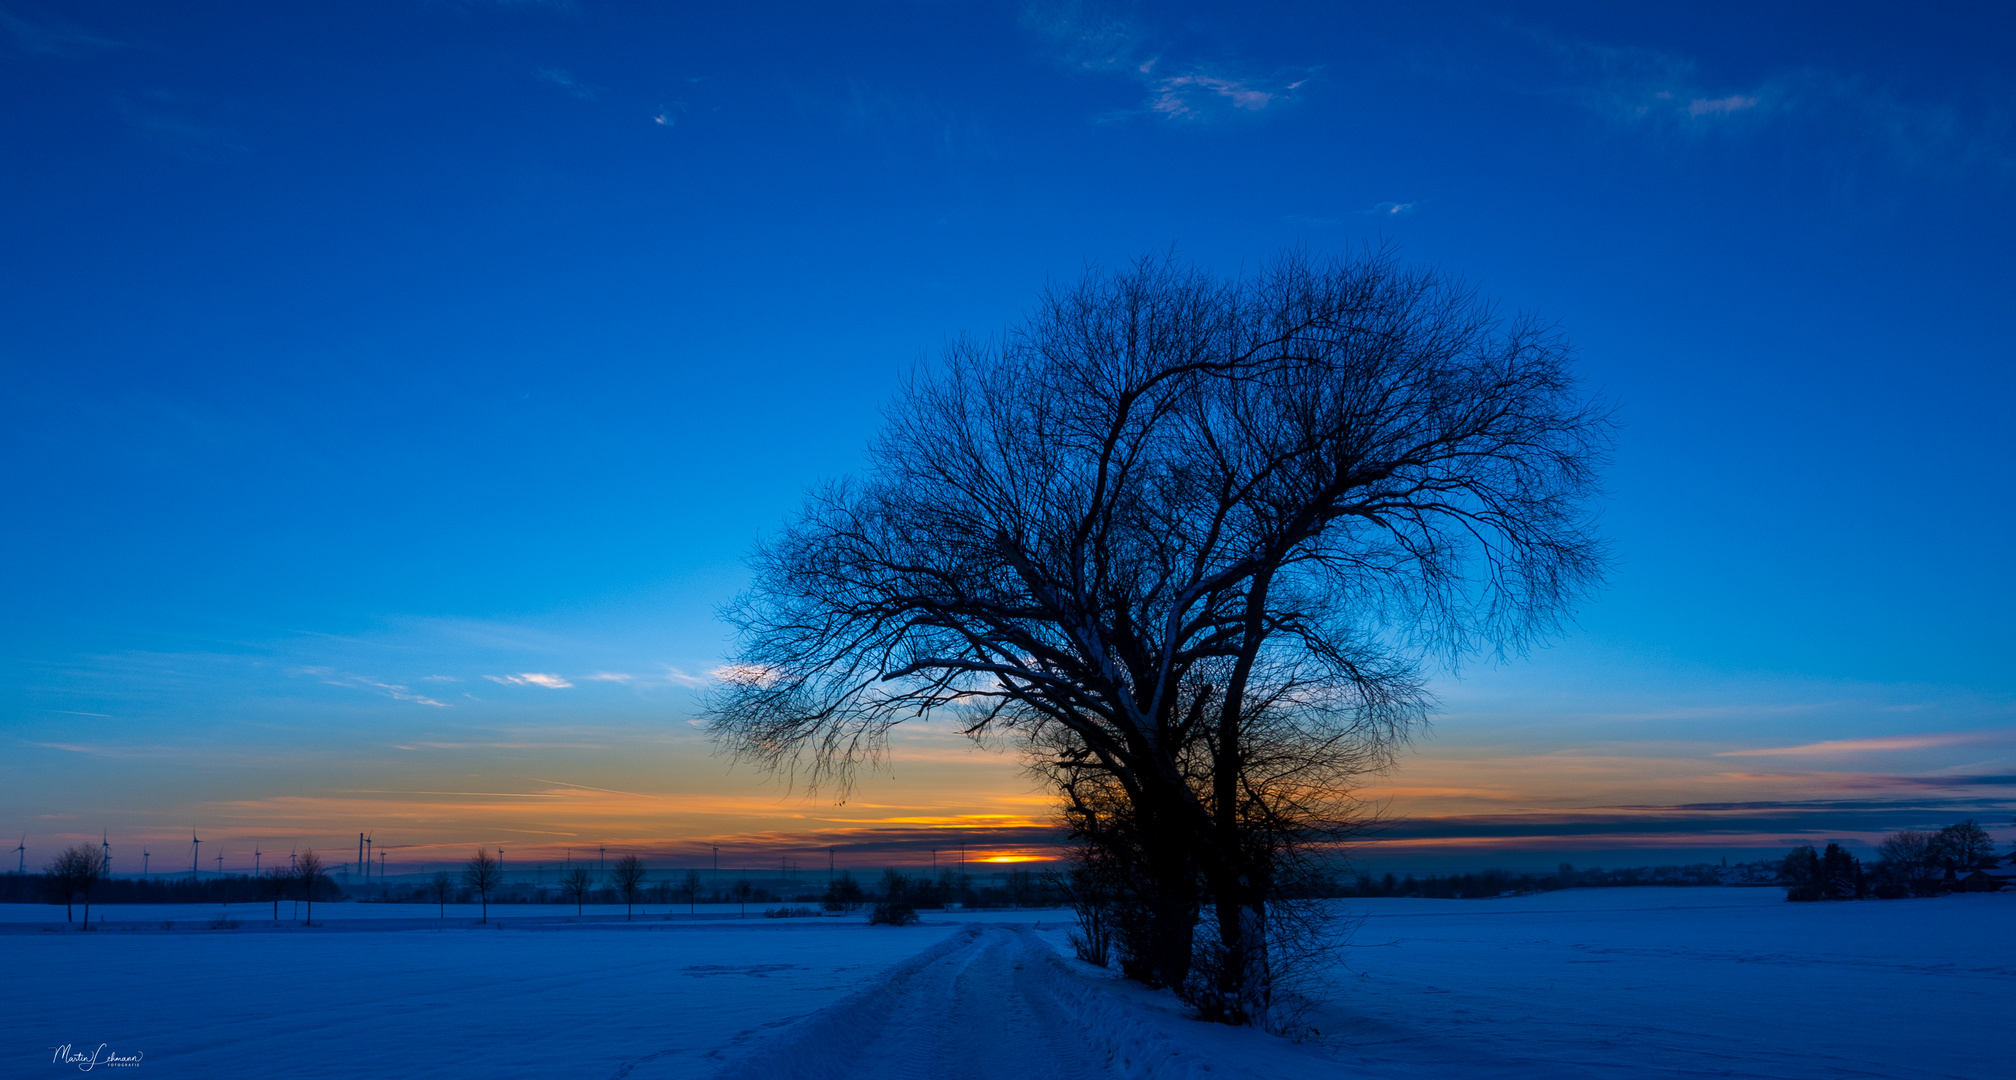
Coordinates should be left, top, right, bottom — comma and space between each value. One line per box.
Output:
101, 832, 111, 876
191, 833, 201, 879
364, 833, 373, 883
142, 848, 150, 877
254, 845, 261, 876
13, 835, 25, 874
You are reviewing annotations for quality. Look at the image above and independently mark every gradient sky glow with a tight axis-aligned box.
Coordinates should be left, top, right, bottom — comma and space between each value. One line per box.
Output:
3, 0, 2012, 878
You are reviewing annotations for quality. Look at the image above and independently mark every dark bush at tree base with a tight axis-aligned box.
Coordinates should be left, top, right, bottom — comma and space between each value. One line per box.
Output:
868, 902, 918, 926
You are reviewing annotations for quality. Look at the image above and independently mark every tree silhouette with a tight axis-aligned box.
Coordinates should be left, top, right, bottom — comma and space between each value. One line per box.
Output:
428, 872, 454, 917
611, 855, 647, 920
561, 867, 594, 915
463, 849, 501, 923
821, 871, 865, 912
680, 868, 704, 914
260, 867, 290, 921
295, 849, 325, 925
44, 844, 106, 926
1933, 820, 1996, 875
707, 250, 1609, 1024
1877, 830, 1943, 896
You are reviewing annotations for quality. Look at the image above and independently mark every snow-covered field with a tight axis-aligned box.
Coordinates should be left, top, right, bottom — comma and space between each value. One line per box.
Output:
5, 888, 2006, 1078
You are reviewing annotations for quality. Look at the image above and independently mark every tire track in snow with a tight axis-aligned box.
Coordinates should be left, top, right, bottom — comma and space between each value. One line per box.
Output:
710, 924, 1269, 1080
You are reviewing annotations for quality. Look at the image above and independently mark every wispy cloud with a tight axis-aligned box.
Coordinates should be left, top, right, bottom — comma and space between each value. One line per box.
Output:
709, 664, 775, 687
1020, 1, 1305, 124
0, 7, 128, 57
1715, 731, 2010, 757
1146, 73, 1295, 119
114, 91, 254, 162
1687, 94, 1758, 117
299, 668, 449, 707
485, 672, 574, 689
1536, 31, 2015, 179
533, 66, 597, 101
663, 667, 711, 689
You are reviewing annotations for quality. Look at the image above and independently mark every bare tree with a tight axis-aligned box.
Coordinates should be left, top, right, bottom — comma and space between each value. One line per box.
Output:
707, 250, 1609, 1025
732, 878, 753, 917
295, 849, 325, 926
821, 871, 865, 913
611, 855, 647, 920
1933, 819, 1997, 874
45, 844, 107, 926
1876, 830, 1943, 896
463, 849, 501, 923
562, 867, 595, 915
260, 867, 290, 922
428, 872, 454, 917
680, 868, 704, 914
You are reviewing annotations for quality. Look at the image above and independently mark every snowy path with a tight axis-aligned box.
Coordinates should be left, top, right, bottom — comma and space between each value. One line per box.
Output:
709, 923, 1320, 1080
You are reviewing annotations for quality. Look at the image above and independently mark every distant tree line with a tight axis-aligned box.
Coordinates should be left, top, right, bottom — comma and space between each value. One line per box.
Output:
1780, 819, 2006, 901
0, 869, 345, 908
1338, 862, 1751, 900
8, 844, 343, 926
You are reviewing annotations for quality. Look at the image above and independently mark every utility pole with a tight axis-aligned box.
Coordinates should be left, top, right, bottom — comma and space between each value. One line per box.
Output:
101, 832, 111, 877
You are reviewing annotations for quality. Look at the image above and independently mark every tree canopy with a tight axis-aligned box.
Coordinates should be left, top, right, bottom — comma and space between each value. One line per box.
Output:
707, 249, 1610, 1024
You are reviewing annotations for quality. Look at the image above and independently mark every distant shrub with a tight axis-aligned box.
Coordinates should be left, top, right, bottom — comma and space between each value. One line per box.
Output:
822, 872, 866, 912
209, 917, 242, 930
763, 905, 818, 919
868, 902, 918, 926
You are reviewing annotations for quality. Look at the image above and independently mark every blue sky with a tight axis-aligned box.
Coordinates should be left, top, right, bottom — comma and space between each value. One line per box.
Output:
3, 1, 2011, 875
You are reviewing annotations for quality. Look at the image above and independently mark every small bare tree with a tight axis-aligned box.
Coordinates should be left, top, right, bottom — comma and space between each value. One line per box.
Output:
260, 867, 290, 921
732, 878, 753, 917
295, 849, 325, 926
679, 868, 704, 914
611, 855, 647, 920
561, 867, 595, 915
463, 849, 501, 923
707, 250, 1609, 1025
428, 872, 454, 917
45, 844, 107, 927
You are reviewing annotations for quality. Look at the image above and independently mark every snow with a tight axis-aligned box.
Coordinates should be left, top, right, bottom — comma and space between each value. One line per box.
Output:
4, 888, 2006, 1078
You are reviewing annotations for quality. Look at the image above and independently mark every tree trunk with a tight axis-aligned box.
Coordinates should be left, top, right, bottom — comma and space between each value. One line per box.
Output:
1211, 878, 1272, 1027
